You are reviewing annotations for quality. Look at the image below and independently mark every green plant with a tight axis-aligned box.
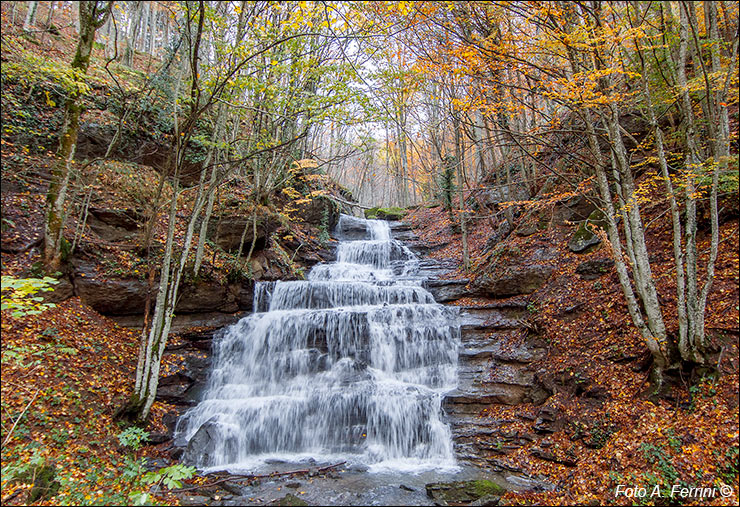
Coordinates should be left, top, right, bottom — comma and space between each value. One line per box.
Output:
1, 275, 59, 317
117, 427, 149, 451
664, 428, 683, 453
718, 445, 739, 484
527, 301, 538, 314
143, 463, 197, 490
640, 442, 679, 485
587, 416, 616, 449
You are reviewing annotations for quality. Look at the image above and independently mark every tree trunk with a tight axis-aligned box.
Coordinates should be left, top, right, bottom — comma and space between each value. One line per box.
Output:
44, 1, 111, 273
123, 1, 143, 67
23, 1, 39, 32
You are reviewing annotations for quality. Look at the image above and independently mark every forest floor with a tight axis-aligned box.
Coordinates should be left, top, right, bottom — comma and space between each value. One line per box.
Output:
406, 185, 739, 505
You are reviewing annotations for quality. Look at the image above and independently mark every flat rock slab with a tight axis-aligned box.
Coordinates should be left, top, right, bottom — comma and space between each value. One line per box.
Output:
459, 305, 528, 330
425, 479, 505, 505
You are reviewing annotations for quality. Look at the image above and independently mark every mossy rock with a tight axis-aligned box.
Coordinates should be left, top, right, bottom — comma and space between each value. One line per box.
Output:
568, 209, 607, 253
426, 479, 505, 505
364, 207, 406, 220
364, 206, 380, 219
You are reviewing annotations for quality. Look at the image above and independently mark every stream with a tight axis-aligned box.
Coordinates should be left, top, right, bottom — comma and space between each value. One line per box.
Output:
173, 215, 520, 505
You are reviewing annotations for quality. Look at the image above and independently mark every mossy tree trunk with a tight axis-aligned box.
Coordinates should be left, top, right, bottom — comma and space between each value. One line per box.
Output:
44, 1, 112, 273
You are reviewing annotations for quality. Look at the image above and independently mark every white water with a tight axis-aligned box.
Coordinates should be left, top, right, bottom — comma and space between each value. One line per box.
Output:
176, 215, 460, 473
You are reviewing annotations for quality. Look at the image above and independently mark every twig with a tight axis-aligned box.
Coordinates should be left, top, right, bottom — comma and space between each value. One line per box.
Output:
317, 461, 346, 472
2, 389, 40, 448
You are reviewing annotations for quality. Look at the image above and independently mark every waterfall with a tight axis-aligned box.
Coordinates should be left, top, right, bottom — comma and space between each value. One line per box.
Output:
176, 214, 460, 473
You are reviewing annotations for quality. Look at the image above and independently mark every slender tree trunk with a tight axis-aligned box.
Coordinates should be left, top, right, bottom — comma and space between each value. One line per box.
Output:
23, 1, 39, 32
44, 1, 111, 273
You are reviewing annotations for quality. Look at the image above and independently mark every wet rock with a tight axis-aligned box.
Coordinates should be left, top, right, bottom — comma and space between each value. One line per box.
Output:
426, 480, 505, 505
346, 463, 369, 472
270, 493, 309, 506
425, 279, 474, 302
504, 475, 555, 492
184, 420, 219, 466
146, 432, 172, 445
443, 388, 529, 411
143, 458, 170, 471
388, 221, 416, 242
475, 265, 554, 297
336, 215, 372, 240
400, 484, 415, 492
219, 482, 244, 496
575, 258, 614, 280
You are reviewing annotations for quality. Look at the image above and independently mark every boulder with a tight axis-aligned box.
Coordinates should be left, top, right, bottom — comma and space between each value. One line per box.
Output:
72, 261, 149, 315
568, 223, 600, 253
484, 220, 513, 252
568, 209, 607, 253
41, 276, 74, 303
475, 265, 554, 297
184, 420, 220, 466
425, 480, 505, 505
552, 195, 597, 225
575, 258, 614, 280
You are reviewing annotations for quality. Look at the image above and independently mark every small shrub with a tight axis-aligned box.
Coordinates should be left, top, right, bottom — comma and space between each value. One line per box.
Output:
117, 427, 149, 451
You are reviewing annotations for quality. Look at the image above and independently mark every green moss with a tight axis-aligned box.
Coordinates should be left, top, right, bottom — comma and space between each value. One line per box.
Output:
365, 207, 406, 220
426, 479, 505, 504
472, 479, 506, 497
364, 206, 380, 219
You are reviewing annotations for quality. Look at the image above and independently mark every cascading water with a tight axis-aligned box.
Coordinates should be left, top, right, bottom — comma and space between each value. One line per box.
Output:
176, 214, 460, 473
